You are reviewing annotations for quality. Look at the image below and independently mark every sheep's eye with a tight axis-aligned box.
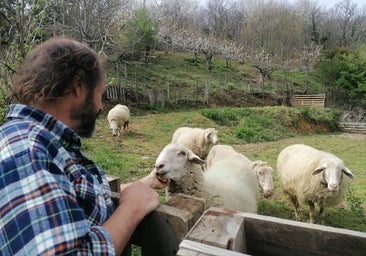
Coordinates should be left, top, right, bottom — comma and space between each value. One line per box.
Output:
178, 150, 186, 156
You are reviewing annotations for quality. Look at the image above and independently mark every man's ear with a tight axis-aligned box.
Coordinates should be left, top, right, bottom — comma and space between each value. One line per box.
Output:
71, 76, 85, 98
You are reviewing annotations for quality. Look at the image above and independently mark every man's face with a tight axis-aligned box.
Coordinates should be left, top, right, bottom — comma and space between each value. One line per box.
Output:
72, 80, 104, 138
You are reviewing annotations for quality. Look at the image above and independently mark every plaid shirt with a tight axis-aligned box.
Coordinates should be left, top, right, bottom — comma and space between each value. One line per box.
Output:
0, 104, 116, 255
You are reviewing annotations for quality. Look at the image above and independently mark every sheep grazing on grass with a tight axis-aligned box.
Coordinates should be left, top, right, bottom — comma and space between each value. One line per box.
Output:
206, 144, 274, 198
277, 144, 355, 224
154, 143, 260, 213
107, 104, 130, 137
171, 127, 218, 160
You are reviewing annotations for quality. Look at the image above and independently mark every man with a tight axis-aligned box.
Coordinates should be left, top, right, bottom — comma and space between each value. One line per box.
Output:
0, 37, 168, 255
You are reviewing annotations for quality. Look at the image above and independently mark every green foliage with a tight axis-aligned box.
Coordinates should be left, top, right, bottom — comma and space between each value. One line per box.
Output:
200, 106, 337, 143
199, 108, 239, 125
315, 47, 366, 105
234, 114, 288, 142
130, 7, 156, 51
300, 107, 340, 131
346, 186, 365, 218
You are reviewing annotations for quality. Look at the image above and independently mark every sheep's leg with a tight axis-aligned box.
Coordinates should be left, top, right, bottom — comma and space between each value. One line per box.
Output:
308, 201, 316, 223
289, 194, 301, 221
314, 206, 325, 224
123, 121, 129, 130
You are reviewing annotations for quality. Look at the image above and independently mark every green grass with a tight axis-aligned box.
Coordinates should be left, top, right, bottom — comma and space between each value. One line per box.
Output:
84, 106, 366, 232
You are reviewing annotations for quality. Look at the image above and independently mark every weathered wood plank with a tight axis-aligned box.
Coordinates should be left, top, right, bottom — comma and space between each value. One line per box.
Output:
156, 194, 205, 242
177, 240, 250, 256
106, 175, 120, 193
241, 212, 366, 256
183, 208, 366, 256
130, 209, 180, 256
165, 193, 206, 230
185, 208, 246, 253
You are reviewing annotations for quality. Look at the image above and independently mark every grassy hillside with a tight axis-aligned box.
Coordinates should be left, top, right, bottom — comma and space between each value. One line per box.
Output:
106, 51, 325, 109
84, 106, 366, 232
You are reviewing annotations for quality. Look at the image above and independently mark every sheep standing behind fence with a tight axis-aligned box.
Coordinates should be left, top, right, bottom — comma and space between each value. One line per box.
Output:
277, 144, 355, 224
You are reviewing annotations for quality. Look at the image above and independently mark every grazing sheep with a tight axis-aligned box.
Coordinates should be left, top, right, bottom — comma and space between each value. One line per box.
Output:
206, 144, 274, 198
107, 104, 130, 137
154, 143, 260, 213
277, 144, 355, 224
171, 127, 218, 159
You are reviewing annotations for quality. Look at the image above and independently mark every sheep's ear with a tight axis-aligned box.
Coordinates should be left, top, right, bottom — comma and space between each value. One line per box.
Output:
187, 151, 205, 165
205, 130, 213, 139
251, 160, 266, 168
312, 167, 325, 175
205, 128, 215, 138
342, 167, 356, 178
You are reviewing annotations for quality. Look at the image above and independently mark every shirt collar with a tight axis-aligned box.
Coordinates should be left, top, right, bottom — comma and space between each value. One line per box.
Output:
6, 104, 82, 151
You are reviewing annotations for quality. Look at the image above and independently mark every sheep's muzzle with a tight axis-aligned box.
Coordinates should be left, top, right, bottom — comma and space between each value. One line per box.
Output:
156, 172, 169, 184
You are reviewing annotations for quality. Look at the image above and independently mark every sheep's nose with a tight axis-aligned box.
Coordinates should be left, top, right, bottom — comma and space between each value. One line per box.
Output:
264, 189, 273, 198
328, 184, 339, 191
155, 163, 165, 170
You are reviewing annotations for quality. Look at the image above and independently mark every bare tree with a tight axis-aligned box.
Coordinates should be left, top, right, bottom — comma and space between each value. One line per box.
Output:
47, 0, 125, 52
150, 0, 200, 53
243, 49, 278, 92
299, 43, 323, 93
329, 0, 366, 46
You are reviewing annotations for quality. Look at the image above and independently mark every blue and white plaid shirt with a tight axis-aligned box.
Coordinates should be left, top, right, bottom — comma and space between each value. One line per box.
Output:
0, 104, 116, 255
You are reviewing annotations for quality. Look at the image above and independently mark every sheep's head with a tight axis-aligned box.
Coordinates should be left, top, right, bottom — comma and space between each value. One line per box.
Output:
312, 161, 355, 191
109, 119, 121, 136
250, 160, 274, 198
204, 128, 219, 145
154, 143, 205, 182
110, 127, 121, 137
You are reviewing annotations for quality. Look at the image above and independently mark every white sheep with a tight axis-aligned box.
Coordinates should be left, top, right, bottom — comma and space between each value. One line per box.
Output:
154, 143, 260, 213
171, 127, 218, 159
206, 144, 238, 168
276, 144, 355, 224
250, 160, 274, 198
206, 144, 274, 198
107, 104, 130, 137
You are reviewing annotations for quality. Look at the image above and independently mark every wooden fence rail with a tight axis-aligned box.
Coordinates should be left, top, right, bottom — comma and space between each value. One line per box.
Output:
292, 93, 326, 108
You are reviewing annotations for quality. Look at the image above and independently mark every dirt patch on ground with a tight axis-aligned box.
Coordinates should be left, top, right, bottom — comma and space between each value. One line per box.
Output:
288, 117, 330, 134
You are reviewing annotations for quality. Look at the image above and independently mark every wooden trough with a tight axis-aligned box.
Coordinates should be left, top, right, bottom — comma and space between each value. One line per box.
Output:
107, 176, 366, 256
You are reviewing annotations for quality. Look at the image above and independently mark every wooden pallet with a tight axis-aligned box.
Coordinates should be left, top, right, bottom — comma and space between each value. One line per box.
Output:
292, 94, 325, 108
338, 122, 366, 134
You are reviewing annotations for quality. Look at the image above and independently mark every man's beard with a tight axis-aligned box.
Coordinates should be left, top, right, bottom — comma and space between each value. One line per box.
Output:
72, 95, 101, 138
